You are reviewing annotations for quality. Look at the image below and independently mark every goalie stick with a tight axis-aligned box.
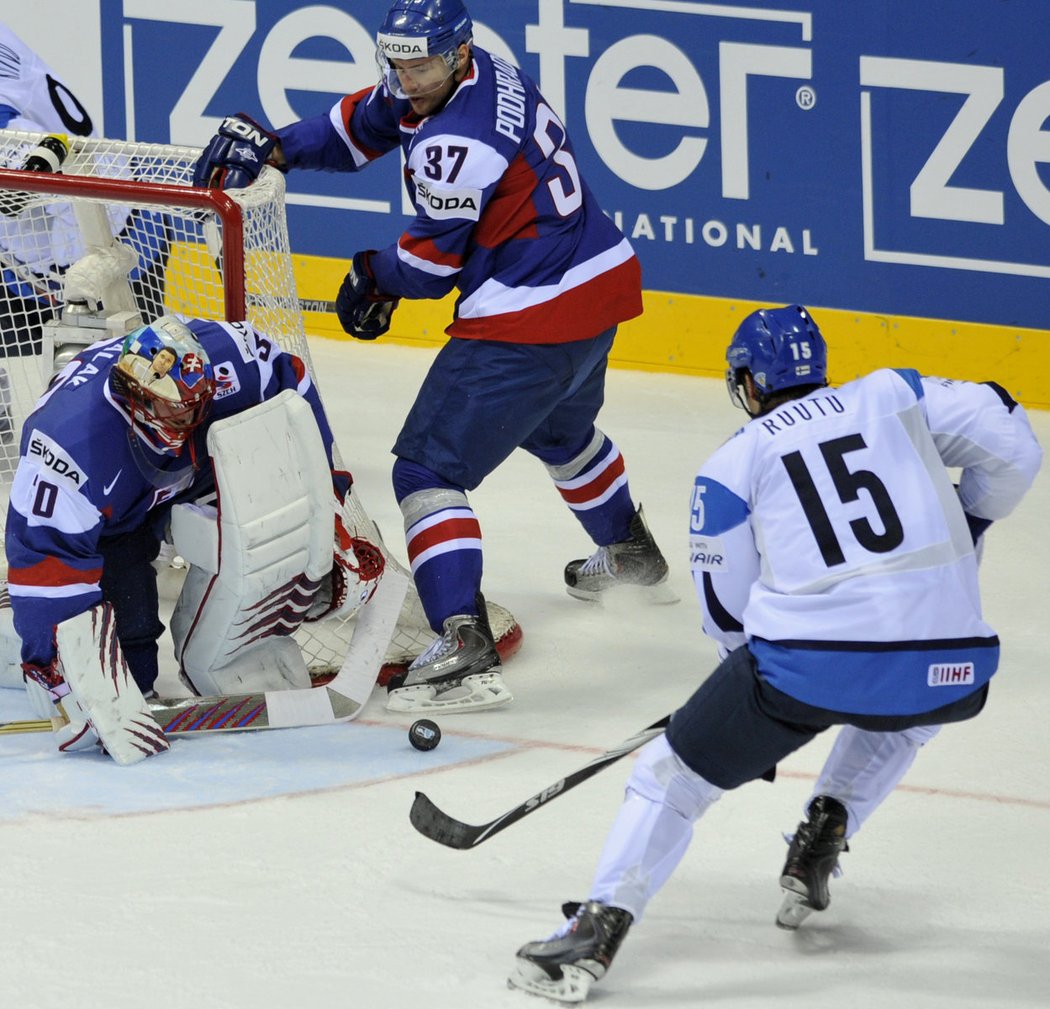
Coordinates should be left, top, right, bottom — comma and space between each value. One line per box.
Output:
0, 569, 408, 740
409, 715, 671, 849
0, 718, 62, 736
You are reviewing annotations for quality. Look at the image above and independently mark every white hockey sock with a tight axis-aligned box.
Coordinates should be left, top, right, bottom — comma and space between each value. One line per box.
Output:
587, 734, 724, 923
810, 724, 942, 837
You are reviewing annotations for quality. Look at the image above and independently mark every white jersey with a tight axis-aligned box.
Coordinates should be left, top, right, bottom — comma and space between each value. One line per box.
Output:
689, 369, 1042, 716
0, 23, 95, 136
0, 23, 125, 273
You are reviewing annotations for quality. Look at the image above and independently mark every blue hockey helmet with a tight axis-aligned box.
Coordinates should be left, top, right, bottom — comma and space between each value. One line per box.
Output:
376, 0, 473, 98
725, 305, 827, 414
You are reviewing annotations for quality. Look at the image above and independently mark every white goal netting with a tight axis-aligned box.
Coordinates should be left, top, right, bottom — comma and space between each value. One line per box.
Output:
0, 129, 519, 677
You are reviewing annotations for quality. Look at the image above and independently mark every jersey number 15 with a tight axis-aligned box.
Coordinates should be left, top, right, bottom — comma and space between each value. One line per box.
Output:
782, 433, 905, 567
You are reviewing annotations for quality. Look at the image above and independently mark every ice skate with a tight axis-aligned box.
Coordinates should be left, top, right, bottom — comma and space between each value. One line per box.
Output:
508, 901, 633, 1004
385, 596, 512, 713
564, 505, 676, 603
776, 795, 848, 930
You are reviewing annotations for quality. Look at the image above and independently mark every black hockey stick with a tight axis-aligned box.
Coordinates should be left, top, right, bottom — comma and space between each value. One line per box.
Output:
409, 715, 671, 849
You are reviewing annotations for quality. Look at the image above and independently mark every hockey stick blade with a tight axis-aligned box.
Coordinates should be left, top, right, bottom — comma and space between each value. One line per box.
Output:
410, 715, 671, 849
0, 692, 347, 737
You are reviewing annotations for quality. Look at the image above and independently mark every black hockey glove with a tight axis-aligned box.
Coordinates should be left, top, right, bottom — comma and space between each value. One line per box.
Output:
192, 113, 281, 190
964, 512, 992, 546
336, 251, 400, 340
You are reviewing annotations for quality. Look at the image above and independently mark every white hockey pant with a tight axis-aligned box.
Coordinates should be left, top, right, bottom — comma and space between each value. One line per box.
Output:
809, 724, 942, 838
584, 734, 725, 926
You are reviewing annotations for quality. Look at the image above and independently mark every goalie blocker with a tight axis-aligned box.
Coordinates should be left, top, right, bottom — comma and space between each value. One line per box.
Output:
22, 603, 169, 766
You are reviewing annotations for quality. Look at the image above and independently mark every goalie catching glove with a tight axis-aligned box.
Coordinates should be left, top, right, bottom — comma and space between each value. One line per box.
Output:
336, 251, 400, 340
306, 486, 387, 623
193, 113, 282, 190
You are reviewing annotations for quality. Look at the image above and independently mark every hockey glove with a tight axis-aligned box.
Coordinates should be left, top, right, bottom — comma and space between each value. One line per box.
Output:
964, 512, 992, 545
336, 251, 400, 340
22, 657, 69, 705
22, 659, 100, 754
954, 483, 992, 560
192, 113, 282, 190
306, 490, 387, 623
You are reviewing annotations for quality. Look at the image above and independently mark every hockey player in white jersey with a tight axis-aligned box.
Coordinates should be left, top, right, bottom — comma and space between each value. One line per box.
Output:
508, 305, 1042, 1004
0, 23, 169, 354
4, 314, 380, 760
192, 0, 672, 715
0, 22, 95, 141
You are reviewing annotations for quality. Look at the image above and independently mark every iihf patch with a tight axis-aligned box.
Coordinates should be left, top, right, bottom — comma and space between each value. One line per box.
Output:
927, 662, 975, 687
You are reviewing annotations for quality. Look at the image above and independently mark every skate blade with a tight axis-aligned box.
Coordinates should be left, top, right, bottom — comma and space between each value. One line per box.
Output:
507, 959, 593, 1004
386, 670, 513, 714
566, 577, 680, 606
776, 887, 815, 931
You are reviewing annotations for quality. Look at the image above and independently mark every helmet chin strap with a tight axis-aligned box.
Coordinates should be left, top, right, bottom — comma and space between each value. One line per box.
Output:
728, 370, 769, 419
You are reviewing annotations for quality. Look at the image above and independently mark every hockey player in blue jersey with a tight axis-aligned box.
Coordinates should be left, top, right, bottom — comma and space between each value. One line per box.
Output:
193, 0, 671, 715
507, 306, 1042, 1004
4, 314, 378, 757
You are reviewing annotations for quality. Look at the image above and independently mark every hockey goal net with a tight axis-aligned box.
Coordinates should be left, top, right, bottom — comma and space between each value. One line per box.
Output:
0, 129, 520, 680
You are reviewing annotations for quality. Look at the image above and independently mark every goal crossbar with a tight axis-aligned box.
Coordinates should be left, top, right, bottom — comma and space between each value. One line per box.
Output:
0, 166, 246, 319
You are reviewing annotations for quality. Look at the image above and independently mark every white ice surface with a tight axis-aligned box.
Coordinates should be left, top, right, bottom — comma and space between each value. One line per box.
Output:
2, 338, 1048, 1009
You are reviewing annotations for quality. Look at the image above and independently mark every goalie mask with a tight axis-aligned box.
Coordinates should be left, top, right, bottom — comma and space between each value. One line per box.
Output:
376, 0, 473, 100
109, 316, 216, 452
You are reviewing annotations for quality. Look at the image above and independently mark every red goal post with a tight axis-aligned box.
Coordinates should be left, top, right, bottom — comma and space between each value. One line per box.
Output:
0, 168, 247, 318
0, 129, 520, 678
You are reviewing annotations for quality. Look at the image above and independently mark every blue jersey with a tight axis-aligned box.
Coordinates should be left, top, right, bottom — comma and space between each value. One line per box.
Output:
5, 318, 344, 670
277, 46, 642, 344
689, 370, 1042, 716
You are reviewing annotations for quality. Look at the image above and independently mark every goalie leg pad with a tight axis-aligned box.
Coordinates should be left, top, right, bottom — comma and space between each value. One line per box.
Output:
56, 605, 168, 765
0, 585, 25, 689
171, 391, 333, 695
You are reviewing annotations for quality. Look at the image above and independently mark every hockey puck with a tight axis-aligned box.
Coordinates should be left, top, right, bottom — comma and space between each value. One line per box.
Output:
409, 719, 441, 751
